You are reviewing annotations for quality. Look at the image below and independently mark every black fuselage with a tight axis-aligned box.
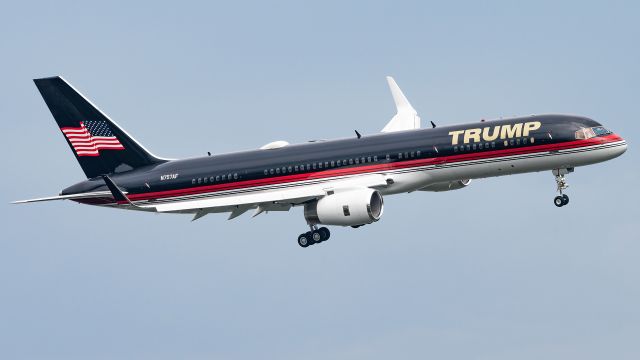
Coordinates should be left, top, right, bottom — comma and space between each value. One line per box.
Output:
62, 114, 600, 200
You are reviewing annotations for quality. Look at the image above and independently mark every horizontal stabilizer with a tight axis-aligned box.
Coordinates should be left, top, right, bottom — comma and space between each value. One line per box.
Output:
101, 175, 134, 205
12, 191, 118, 204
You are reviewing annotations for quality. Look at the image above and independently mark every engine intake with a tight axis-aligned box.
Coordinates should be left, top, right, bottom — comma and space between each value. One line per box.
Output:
304, 189, 383, 226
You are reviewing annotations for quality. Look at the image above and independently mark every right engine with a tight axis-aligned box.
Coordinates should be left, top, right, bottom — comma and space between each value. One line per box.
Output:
304, 188, 384, 226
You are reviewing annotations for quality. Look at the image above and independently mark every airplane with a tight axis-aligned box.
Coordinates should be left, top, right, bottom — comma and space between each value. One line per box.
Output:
14, 76, 627, 247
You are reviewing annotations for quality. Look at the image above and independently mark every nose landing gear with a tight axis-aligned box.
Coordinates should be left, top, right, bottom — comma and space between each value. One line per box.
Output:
552, 168, 573, 207
297, 225, 331, 248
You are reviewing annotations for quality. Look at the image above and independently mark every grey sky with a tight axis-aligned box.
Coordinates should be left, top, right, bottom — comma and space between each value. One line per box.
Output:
1, 1, 639, 359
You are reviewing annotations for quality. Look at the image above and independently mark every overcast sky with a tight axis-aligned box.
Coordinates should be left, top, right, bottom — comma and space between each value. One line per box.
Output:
1, 1, 639, 359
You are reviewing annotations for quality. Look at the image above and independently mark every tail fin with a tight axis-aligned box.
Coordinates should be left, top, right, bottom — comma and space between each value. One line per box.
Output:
34, 76, 166, 178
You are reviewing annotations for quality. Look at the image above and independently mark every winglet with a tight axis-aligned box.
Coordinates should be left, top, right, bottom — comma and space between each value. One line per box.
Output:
101, 175, 134, 205
381, 76, 421, 133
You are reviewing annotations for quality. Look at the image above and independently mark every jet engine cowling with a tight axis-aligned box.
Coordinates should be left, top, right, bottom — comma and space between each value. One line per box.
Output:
304, 189, 384, 226
419, 179, 471, 192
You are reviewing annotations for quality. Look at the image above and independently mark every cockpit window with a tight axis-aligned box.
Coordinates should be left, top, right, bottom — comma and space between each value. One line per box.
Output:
575, 126, 611, 140
592, 126, 611, 136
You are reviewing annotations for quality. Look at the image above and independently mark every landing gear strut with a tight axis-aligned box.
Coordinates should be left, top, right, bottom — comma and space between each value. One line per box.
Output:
297, 225, 331, 248
552, 168, 572, 207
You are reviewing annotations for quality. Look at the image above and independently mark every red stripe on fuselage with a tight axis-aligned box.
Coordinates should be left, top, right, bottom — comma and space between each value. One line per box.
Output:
118, 134, 622, 203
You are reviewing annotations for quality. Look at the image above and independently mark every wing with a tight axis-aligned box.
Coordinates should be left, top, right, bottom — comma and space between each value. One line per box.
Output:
134, 173, 393, 220
381, 76, 421, 133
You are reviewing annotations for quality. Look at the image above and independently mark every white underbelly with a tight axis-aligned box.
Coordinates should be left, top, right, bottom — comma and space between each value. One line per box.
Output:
381, 140, 627, 194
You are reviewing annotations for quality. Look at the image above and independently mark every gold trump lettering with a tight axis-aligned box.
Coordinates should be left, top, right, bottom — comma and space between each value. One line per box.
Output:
449, 121, 541, 145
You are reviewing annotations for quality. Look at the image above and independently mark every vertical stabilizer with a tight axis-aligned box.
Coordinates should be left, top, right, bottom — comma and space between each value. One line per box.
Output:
34, 76, 166, 178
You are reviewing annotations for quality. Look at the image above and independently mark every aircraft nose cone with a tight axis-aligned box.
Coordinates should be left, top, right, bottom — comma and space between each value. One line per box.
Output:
614, 134, 627, 156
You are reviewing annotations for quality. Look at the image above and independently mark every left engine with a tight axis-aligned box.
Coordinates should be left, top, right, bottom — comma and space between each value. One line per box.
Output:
304, 188, 384, 226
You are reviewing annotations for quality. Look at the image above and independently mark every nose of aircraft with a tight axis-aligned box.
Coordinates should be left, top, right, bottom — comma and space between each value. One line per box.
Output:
613, 133, 628, 156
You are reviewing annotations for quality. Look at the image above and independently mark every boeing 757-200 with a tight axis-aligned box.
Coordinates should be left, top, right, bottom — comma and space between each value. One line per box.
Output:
14, 76, 627, 247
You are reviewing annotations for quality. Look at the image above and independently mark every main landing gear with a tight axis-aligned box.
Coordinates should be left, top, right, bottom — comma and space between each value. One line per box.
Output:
297, 225, 331, 248
552, 168, 573, 207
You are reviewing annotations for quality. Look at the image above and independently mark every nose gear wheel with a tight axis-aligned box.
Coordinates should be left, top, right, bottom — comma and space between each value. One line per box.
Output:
552, 169, 572, 207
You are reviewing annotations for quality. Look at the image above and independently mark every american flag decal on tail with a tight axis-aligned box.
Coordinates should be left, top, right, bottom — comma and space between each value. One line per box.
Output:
61, 121, 124, 156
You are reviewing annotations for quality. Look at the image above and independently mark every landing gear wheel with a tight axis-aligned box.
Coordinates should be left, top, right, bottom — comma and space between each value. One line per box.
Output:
554, 196, 564, 207
552, 169, 572, 208
319, 227, 330, 241
311, 230, 323, 243
298, 232, 312, 247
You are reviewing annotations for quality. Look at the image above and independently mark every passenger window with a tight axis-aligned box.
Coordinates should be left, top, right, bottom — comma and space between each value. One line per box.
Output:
216, 176, 220, 181
234, 173, 238, 180
472, 144, 476, 150
411, 151, 415, 158
288, 166, 292, 172
367, 156, 372, 162
516, 138, 521, 145
398, 153, 402, 159
360, 157, 365, 163
504, 140, 509, 146
276, 168, 280, 174
263, 170, 268, 175
479, 143, 483, 149
198, 178, 202, 184
349, 159, 353, 165
531, 137, 535, 143
325, 162, 329, 168
491, 142, 495, 148
337, 160, 342, 166
510, 139, 514, 145
307, 164, 311, 170
204, 177, 208, 183
312, 163, 316, 169
331, 161, 335, 167
355, 158, 359, 164
454, 146, 458, 152
523, 138, 528, 144
222, 175, 226, 180
466, 145, 471, 151
417, 151, 421, 157
269, 169, 274, 175
404, 152, 409, 158
295, 165, 299, 172
192, 179, 196, 185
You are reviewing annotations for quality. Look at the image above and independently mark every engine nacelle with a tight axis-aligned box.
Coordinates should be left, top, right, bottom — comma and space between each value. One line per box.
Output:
304, 189, 384, 226
419, 179, 471, 192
